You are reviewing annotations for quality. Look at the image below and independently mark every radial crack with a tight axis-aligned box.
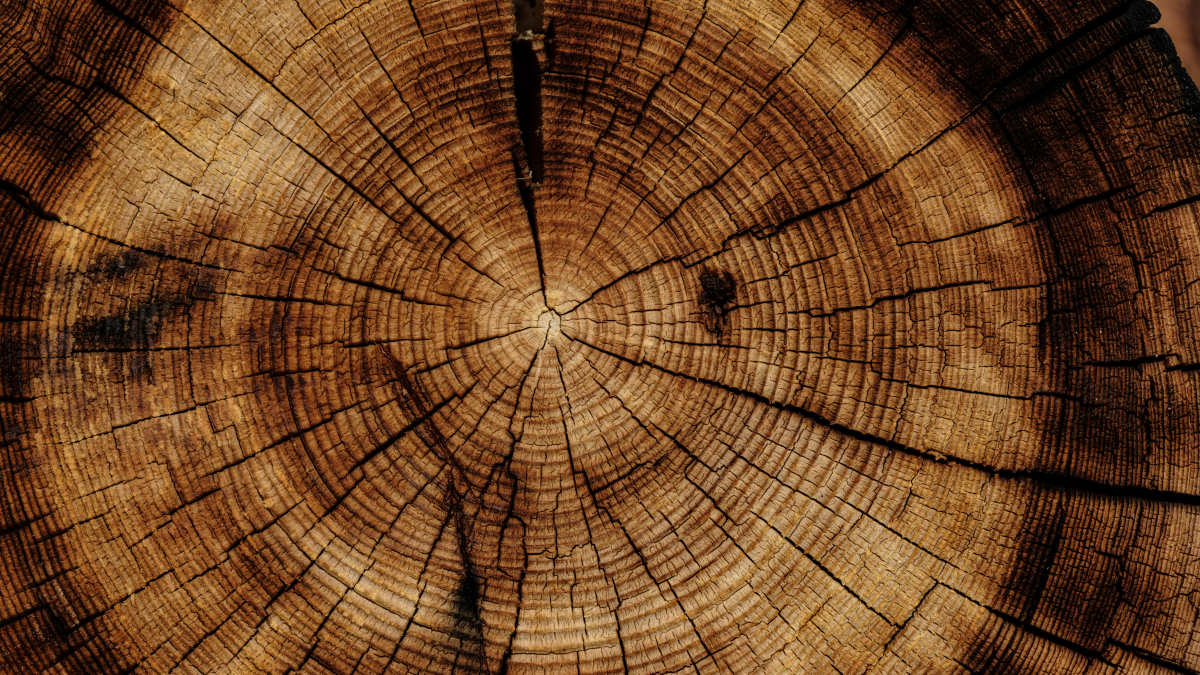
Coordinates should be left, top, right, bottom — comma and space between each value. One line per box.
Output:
510, 0, 549, 307
510, 38, 544, 183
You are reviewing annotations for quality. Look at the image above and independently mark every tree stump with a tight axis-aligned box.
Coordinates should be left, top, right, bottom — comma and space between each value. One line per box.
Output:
2, 0, 1200, 672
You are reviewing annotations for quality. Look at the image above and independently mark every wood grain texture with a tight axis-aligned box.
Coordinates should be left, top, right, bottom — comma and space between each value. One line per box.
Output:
1, 0, 1199, 672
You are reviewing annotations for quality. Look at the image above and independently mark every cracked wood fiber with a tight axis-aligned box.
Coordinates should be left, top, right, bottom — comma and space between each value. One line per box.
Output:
2, 0, 1200, 672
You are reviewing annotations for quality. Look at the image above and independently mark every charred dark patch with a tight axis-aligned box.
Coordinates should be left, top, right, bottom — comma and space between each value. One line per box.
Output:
451, 572, 484, 638
700, 269, 736, 308
70, 294, 197, 380
698, 269, 736, 335
86, 250, 144, 280
448, 569, 487, 671
69, 249, 217, 366
67, 263, 214, 379
71, 300, 172, 351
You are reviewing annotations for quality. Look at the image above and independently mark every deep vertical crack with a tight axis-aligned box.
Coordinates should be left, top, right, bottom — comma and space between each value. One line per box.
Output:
514, 153, 548, 305
511, 38, 544, 182
512, 0, 548, 305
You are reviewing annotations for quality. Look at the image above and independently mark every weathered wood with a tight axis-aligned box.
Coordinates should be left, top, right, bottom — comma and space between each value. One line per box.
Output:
2, 0, 1200, 672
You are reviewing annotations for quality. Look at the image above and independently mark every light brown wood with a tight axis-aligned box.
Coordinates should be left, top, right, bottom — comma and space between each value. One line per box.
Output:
2, 0, 1200, 672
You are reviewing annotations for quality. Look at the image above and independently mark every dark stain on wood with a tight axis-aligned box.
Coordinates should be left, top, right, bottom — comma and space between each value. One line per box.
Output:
699, 269, 736, 335
72, 300, 172, 351
87, 250, 144, 280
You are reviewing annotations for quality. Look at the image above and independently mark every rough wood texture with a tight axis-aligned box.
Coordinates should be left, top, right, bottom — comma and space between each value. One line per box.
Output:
2, 0, 1200, 672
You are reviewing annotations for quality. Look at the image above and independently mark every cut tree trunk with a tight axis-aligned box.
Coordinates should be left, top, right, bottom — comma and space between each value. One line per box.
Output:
2, 0, 1200, 672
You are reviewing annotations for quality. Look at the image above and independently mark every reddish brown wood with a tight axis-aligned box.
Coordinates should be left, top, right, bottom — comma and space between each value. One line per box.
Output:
1, 0, 1200, 672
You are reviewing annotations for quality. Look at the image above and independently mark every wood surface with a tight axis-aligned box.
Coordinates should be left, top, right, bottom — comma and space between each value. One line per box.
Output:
2, 0, 1200, 672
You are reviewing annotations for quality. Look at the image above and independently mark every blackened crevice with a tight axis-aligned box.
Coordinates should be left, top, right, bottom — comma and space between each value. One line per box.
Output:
508, 1, 550, 309
446, 439, 485, 666
514, 152, 548, 303
36, 603, 129, 674
510, 38, 544, 184
514, 0, 543, 36
511, 0, 546, 184
1012, 500, 1066, 622
542, 20, 557, 69
494, 535, 528, 675
698, 269, 736, 336
451, 568, 483, 633
449, 530, 486, 664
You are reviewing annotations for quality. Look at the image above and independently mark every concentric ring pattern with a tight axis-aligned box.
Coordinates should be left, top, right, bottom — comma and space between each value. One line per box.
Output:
2, 0, 1200, 672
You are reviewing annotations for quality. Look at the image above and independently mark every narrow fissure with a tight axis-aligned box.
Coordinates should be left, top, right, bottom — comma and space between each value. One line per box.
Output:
450, 516, 487, 665
511, 0, 548, 305
510, 38, 543, 182
514, 153, 548, 303
378, 346, 486, 662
